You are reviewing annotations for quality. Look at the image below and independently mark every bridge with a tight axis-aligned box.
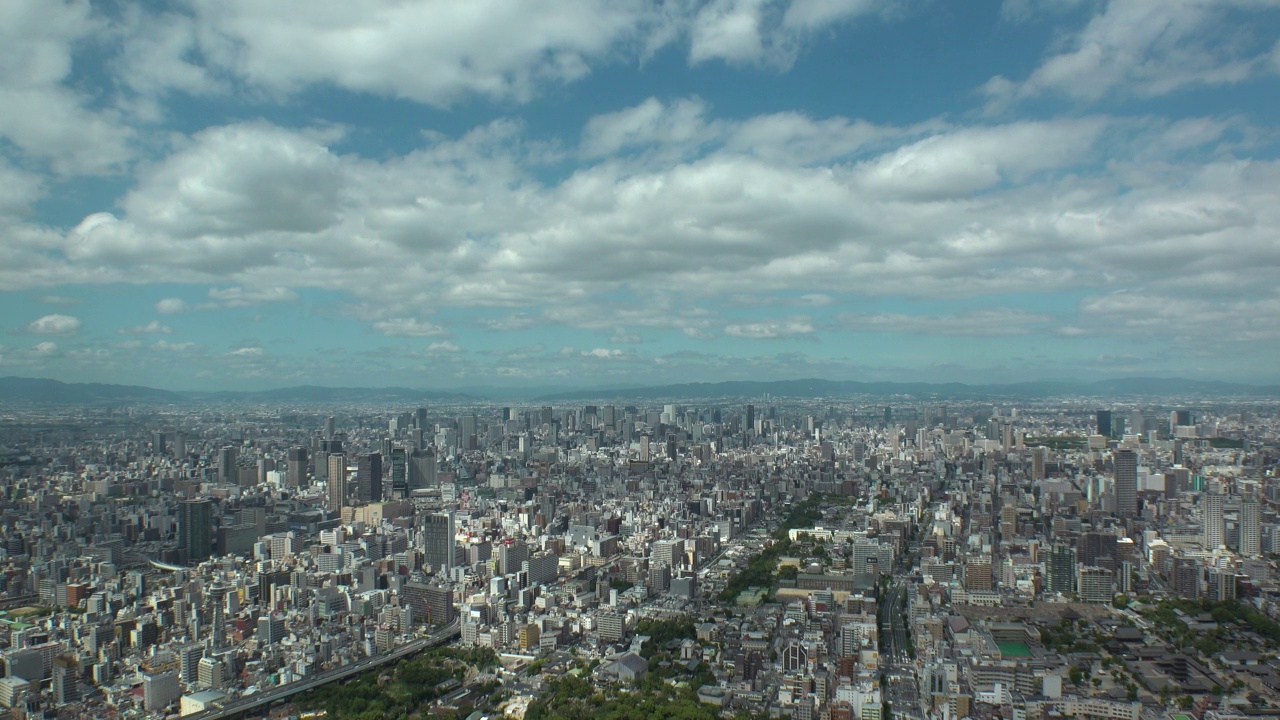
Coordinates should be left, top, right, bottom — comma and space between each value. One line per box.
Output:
188, 620, 460, 719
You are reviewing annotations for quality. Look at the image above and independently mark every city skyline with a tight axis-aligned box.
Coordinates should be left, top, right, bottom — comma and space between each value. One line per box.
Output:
3, 1, 1280, 391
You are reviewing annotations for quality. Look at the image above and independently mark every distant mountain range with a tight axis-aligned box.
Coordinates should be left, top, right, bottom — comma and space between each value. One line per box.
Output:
1, 375, 1277, 406
0, 377, 473, 405
531, 377, 1280, 401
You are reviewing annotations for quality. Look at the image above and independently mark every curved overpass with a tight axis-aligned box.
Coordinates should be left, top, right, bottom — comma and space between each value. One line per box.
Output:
189, 620, 460, 720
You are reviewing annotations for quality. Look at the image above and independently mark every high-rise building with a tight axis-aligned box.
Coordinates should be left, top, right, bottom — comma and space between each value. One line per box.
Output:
286, 447, 307, 488
1046, 544, 1076, 595
1114, 448, 1138, 517
143, 671, 180, 712
218, 446, 238, 484
324, 416, 336, 439
178, 498, 214, 563
327, 453, 346, 512
355, 453, 382, 504
1240, 496, 1261, 557
745, 404, 755, 434
1096, 410, 1112, 438
424, 513, 455, 573
1203, 493, 1224, 550
408, 449, 437, 489
1032, 446, 1047, 480
52, 656, 80, 704
391, 446, 408, 496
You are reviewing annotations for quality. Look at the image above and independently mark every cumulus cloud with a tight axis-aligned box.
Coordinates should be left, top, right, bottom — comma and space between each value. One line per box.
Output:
0, 0, 133, 173
983, 0, 1280, 108
373, 318, 447, 337
724, 318, 815, 338
155, 298, 187, 314
835, 309, 1052, 336
208, 286, 298, 307
228, 346, 264, 356
119, 320, 172, 335
426, 341, 461, 353
583, 348, 625, 358
26, 314, 81, 336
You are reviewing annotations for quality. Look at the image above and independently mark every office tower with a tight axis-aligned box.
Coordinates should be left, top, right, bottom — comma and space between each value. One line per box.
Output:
327, 453, 346, 512
1096, 410, 1112, 437
153, 432, 166, 455
965, 557, 993, 591
1032, 446, 1047, 480
424, 513, 455, 573
178, 498, 214, 563
52, 656, 80, 704
459, 415, 478, 450
1203, 493, 1224, 550
498, 540, 529, 576
666, 433, 677, 460
415, 407, 428, 430
286, 447, 307, 488
173, 432, 186, 458
1046, 544, 1076, 595
391, 447, 408, 496
178, 643, 203, 683
1240, 496, 1261, 556
218, 446, 237, 484
639, 434, 651, 462
1114, 448, 1138, 517
143, 671, 180, 712
652, 539, 685, 570
324, 416, 336, 439
745, 404, 755, 433
408, 448, 436, 489
1171, 410, 1192, 428
355, 453, 382, 503
884, 406, 892, 425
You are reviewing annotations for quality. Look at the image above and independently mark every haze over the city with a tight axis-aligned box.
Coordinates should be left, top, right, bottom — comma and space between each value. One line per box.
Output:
2, 0, 1279, 391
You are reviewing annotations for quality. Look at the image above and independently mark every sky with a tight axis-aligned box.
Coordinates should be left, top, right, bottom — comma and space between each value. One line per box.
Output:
2, 0, 1280, 392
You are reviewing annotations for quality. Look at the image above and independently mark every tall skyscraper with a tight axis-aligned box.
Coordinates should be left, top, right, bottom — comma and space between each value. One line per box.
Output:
1096, 410, 1112, 437
1240, 496, 1261, 557
218, 446, 237, 484
745, 404, 755, 434
1114, 448, 1138, 517
1046, 544, 1076, 595
391, 446, 408, 497
286, 447, 307, 488
355, 453, 382, 504
408, 448, 437, 489
1203, 493, 1224, 550
424, 512, 455, 573
178, 498, 214, 563
324, 416, 336, 439
327, 453, 347, 512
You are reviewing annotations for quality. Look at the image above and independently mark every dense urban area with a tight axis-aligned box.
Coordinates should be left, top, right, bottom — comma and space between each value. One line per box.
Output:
0, 389, 1277, 720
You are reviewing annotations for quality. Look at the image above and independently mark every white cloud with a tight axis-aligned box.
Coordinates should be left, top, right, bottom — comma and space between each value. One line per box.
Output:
153, 340, 196, 352
155, 298, 187, 314
37, 295, 77, 306
124, 123, 345, 238
723, 318, 815, 338
31, 341, 58, 356
581, 97, 720, 158
835, 309, 1052, 336
984, 0, 1280, 107
228, 347, 263, 356
373, 318, 447, 337
207, 286, 299, 307
119, 320, 172, 335
583, 347, 625, 358
174, 0, 663, 106
0, 0, 133, 174
26, 314, 81, 335
426, 341, 461, 353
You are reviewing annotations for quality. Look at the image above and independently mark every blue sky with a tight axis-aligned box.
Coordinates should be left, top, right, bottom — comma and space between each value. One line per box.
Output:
3, 0, 1280, 391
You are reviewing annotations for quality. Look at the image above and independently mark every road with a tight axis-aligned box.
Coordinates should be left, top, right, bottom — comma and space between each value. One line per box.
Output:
188, 620, 460, 720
